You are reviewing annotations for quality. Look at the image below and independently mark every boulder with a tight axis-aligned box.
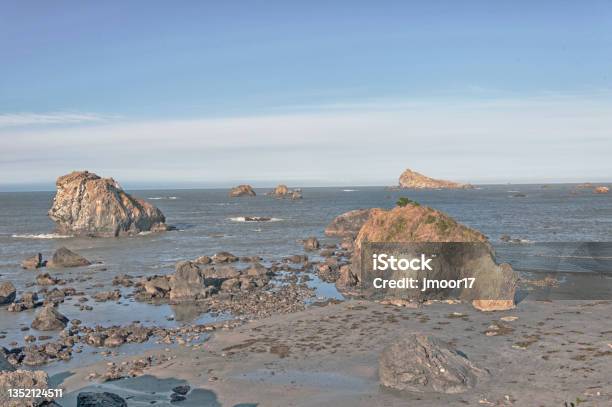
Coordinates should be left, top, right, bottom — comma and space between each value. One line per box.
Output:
0, 282, 16, 305
48, 170, 167, 237
212, 251, 238, 263
291, 190, 303, 200
273, 184, 289, 196
36, 273, 59, 286
0, 369, 52, 407
398, 168, 473, 189
168, 261, 212, 301
31, 304, 68, 331
303, 237, 320, 251
229, 184, 256, 197
77, 392, 127, 407
324, 209, 376, 238
143, 276, 171, 296
22, 253, 43, 269
594, 186, 610, 194
47, 247, 91, 268
350, 204, 517, 310
379, 334, 487, 394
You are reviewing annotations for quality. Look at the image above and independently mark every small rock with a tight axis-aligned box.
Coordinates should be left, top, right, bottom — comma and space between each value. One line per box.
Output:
303, 237, 320, 251
31, 304, 69, 331
0, 282, 16, 305
47, 247, 91, 268
21, 253, 43, 270
77, 391, 127, 407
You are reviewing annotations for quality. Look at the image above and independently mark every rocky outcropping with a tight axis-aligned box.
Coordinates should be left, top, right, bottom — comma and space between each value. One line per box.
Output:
270, 184, 302, 199
0, 282, 16, 305
399, 168, 472, 189
347, 203, 517, 310
594, 186, 610, 194
31, 304, 68, 331
324, 209, 377, 238
0, 369, 52, 407
22, 253, 44, 270
379, 334, 488, 393
77, 392, 127, 407
229, 184, 256, 197
47, 247, 90, 268
48, 171, 168, 237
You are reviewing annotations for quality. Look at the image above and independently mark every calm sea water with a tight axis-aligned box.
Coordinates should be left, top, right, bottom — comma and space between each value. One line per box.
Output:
0, 184, 611, 370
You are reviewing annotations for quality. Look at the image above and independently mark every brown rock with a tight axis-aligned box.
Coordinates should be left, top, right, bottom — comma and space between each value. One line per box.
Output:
31, 304, 68, 331
0, 282, 16, 305
379, 334, 487, 393
594, 186, 610, 194
47, 247, 91, 268
212, 251, 238, 263
399, 168, 473, 189
48, 170, 167, 237
351, 204, 517, 310
229, 184, 256, 197
36, 273, 59, 286
273, 184, 289, 196
0, 369, 51, 407
168, 261, 213, 301
303, 237, 320, 251
21, 253, 43, 270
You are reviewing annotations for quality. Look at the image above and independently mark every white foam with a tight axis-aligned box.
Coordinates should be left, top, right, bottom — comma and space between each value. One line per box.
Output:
229, 216, 282, 222
342, 189, 358, 192
147, 196, 178, 200
12, 233, 72, 239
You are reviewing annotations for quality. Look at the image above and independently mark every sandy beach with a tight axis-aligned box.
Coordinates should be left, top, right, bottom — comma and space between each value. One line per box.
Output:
52, 297, 612, 406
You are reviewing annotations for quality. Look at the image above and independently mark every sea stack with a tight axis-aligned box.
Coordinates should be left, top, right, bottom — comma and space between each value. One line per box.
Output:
48, 171, 168, 237
229, 184, 256, 197
399, 168, 472, 189
346, 202, 517, 311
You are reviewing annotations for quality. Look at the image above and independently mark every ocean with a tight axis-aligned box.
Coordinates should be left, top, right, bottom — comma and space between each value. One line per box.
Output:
1, 184, 611, 372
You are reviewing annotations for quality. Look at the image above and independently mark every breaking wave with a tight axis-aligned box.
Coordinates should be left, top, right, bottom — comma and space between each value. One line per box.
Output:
229, 216, 282, 222
12, 233, 72, 239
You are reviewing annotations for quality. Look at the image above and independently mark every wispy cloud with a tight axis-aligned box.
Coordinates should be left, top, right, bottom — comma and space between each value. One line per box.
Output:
0, 112, 112, 128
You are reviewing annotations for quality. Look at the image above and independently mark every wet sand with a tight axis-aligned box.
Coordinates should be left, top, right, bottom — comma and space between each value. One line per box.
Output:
55, 298, 612, 406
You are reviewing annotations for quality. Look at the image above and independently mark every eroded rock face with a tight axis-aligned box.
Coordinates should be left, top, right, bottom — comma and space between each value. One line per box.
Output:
229, 184, 256, 197
325, 208, 377, 238
399, 168, 472, 189
31, 304, 68, 331
47, 247, 91, 268
48, 171, 167, 237
0, 282, 16, 305
379, 334, 487, 394
77, 392, 127, 407
349, 204, 517, 309
0, 369, 51, 407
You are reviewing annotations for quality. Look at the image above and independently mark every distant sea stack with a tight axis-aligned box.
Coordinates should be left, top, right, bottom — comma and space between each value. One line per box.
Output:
399, 168, 473, 189
229, 184, 256, 197
48, 171, 168, 237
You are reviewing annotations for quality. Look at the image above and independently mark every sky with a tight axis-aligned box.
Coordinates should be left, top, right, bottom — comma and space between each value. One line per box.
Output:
1, 1, 611, 190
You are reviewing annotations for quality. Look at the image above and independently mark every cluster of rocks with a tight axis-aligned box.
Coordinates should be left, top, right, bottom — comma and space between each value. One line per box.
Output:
134, 253, 273, 303
268, 184, 302, 200
22, 247, 91, 270
0, 364, 57, 407
48, 170, 170, 237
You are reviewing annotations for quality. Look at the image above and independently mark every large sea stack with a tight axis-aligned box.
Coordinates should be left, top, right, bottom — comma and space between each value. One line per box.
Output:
48, 171, 168, 237
399, 168, 473, 189
343, 202, 517, 311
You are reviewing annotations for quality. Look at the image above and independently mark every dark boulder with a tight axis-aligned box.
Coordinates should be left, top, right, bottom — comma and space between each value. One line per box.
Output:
47, 247, 91, 268
77, 392, 127, 407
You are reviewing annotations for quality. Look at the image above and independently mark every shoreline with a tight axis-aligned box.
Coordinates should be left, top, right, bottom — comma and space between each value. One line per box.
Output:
53, 298, 612, 406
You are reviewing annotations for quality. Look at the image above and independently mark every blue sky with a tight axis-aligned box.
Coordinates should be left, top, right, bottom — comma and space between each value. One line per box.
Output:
1, 1, 611, 189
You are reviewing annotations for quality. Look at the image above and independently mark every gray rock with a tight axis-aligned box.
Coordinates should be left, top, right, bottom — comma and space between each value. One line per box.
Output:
169, 261, 213, 301
0, 282, 16, 305
0, 352, 15, 372
77, 392, 127, 407
31, 304, 69, 331
47, 247, 91, 268
212, 251, 238, 263
379, 334, 488, 394
324, 208, 376, 238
